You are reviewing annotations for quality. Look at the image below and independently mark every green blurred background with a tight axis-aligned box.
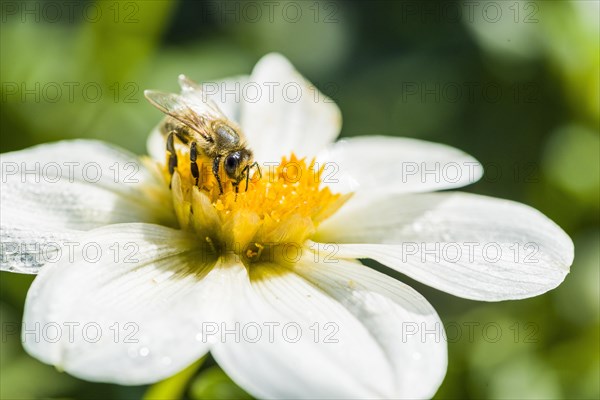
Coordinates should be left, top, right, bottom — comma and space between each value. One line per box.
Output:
1, 0, 598, 399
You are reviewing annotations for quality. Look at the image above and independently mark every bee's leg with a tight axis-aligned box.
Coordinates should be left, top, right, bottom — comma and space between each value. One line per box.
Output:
166, 131, 178, 188
212, 156, 223, 194
244, 166, 250, 192
190, 142, 199, 187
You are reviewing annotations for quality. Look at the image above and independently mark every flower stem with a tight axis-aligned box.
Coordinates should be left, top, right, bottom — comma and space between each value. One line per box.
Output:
143, 356, 206, 400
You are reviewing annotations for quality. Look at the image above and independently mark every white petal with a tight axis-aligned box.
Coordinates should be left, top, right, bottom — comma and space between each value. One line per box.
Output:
146, 77, 249, 163
1, 140, 175, 273
314, 192, 574, 301
194, 76, 249, 124
146, 125, 167, 164
240, 53, 342, 163
211, 255, 446, 399
22, 223, 228, 385
317, 136, 483, 194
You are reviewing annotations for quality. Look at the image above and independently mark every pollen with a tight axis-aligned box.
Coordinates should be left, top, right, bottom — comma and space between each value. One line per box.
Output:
165, 153, 351, 264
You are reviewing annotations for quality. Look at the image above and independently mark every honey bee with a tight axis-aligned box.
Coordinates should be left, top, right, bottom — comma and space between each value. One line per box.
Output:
144, 74, 259, 194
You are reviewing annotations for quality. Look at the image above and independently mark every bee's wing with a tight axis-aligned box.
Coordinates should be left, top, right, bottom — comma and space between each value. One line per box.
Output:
144, 90, 222, 143
178, 74, 227, 116
178, 74, 202, 92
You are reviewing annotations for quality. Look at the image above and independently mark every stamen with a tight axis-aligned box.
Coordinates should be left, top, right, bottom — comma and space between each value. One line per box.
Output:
165, 152, 352, 264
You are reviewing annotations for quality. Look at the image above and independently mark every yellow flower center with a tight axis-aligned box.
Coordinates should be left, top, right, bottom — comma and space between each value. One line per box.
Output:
164, 151, 351, 265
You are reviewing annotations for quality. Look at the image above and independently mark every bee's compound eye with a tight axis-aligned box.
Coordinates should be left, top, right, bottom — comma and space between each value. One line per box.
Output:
224, 152, 241, 177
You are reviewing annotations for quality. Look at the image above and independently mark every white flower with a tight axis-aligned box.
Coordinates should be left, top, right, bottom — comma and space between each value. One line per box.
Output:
0, 54, 574, 399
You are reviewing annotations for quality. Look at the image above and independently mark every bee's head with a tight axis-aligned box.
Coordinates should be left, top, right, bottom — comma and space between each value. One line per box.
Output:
224, 148, 253, 182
